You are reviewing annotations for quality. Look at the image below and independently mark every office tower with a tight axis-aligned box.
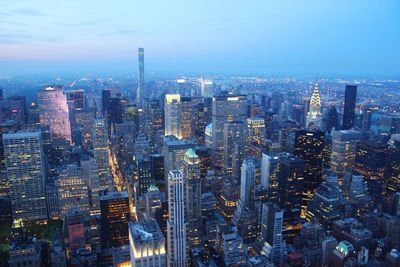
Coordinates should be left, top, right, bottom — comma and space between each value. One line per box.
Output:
180, 97, 193, 139
370, 111, 400, 135
164, 94, 182, 139
37, 86, 72, 144
330, 129, 362, 187
233, 159, 259, 245
92, 118, 112, 189
107, 97, 123, 124
81, 158, 100, 216
200, 78, 214, 97
137, 48, 145, 107
306, 175, 342, 226
192, 103, 206, 144
102, 89, 112, 116
100, 191, 130, 248
247, 117, 266, 145
75, 108, 96, 149
68, 89, 85, 110
218, 225, 247, 266
223, 120, 247, 177
3, 131, 47, 221
135, 156, 153, 197
261, 152, 281, 203
145, 188, 168, 233
306, 83, 322, 129
355, 139, 389, 196
342, 85, 357, 130
167, 170, 188, 267
0, 95, 27, 124
260, 202, 287, 264
129, 219, 166, 267
294, 129, 324, 216
278, 155, 304, 212
150, 154, 164, 183
57, 164, 89, 218
183, 149, 202, 247
325, 105, 340, 132
212, 93, 247, 166
361, 107, 372, 132
385, 138, 400, 198
163, 136, 195, 182
28, 101, 40, 125
348, 175, 368, 207
63, 209, 86, 258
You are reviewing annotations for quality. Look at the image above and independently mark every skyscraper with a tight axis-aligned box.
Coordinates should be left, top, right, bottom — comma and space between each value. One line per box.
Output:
164, 94, 182, 139
260, 202, 287, 264
306, 83, 323, 129
38, 86, 72, 144
330, 129, 362, 187
183, 149, 202, 248
100, 191, 130, 248
167, 170, 188, 267
223, 120, 247, 177
212, 93, 247, 167
3, 131, 47, 221
57, 164, 90, 218
342, 85, 357, 130
239, 159, 256, 209
200, 78, 214, 97
93, 118, 113, 189
294, 129, 324, 216
137, 48, 145, 107
129, 219, 166, 267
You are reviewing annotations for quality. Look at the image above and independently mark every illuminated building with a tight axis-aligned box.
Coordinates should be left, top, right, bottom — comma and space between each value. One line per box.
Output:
0, 95, 27, 124
129, 219, 166, 267
330, 129, 362, 188
180, 97, 193, 139
167, 170, 188, 267
200, 78, 214, 97
217, 225, 247, 266
211, 93, 247, 167
233, 159, 259, 245
183, 149, 202, 247
247, 117, 266, 145
305, 83, 322, 129
163, 135, 195, 182
63, 209, 86, 258
261, 152, 285, 203
28, 101, 40, 125
137, 48, 145, 107
205, 123, 212, 149
38, 85, 71, 144
135, 156, 153, 197
57, 164, 90, 218
67, 89, 85, 110
223, 120, 247, 177
93, 118, 113, 189
260, 202, 287, 264
332, 240, 356, 266
80, 159, 100, 216
355, 139, 389, 196
3, 131, 47, 221
385, 137, 400, 206
306, 175, 342, 227
294, 129, 324, 216
177, 78, 187, 96
342, 85, 357, 130
164, 94, 181, 139
100, 191, 130, 248
75, 108, 95, 149
145, 187, 167, 233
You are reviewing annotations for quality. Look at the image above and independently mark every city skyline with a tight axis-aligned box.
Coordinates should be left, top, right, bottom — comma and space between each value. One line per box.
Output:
0, 0, 399, 77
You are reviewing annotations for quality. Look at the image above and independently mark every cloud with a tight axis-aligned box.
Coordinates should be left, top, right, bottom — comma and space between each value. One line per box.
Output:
10, 8, 46, 17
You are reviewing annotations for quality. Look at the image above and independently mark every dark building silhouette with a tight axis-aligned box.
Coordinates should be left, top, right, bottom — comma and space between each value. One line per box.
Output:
342, 85, 357, 130
326, 105, 340, 132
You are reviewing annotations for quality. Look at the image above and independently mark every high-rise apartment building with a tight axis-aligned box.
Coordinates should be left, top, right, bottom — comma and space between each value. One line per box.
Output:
3, 131, 47, 221
137, 48, 145, 107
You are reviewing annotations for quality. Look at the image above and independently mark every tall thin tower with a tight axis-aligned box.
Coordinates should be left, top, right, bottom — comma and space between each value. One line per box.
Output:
137, 48, 145, 107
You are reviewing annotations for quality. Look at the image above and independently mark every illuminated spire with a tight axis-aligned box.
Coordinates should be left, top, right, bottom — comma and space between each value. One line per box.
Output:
306, 82, 322, 129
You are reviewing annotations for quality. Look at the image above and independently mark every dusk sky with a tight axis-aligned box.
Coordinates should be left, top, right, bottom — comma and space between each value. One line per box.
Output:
0, 0, 399, 77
